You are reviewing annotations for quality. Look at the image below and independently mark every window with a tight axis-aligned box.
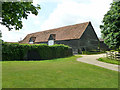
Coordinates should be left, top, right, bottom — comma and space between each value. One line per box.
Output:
29, 41, 34, 44
48, 34, 56, 46
29, 37, 36, 44
48, 40, 54, 46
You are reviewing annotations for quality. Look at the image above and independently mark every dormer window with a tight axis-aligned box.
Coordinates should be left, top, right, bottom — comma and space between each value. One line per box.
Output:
29, 37, 36, 44
48, 34, 56, 46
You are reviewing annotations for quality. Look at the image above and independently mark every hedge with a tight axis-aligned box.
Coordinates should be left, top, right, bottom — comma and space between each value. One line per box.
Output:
2, 42, 73, 61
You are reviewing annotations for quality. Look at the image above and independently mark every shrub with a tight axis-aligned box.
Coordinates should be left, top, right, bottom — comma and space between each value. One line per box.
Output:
2, 42, 73, 61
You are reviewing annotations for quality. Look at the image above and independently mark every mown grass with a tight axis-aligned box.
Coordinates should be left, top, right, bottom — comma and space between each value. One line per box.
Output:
80, 51, 105, 55
98, 57, 120, 65
2, 55, 118, 88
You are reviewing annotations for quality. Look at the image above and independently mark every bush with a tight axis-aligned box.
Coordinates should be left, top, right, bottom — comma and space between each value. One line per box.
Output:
2, 42, 73, 61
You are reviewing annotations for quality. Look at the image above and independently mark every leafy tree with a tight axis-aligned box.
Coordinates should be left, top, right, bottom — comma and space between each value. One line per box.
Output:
100, 1, 120, 50
0, 1, 40, 31
0, 30, 1, 38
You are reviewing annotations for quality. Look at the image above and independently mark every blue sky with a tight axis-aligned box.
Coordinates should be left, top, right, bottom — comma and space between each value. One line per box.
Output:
1, 0, 113, 42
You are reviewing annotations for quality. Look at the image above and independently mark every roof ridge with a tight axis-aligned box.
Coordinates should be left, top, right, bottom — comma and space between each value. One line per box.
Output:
76, 22, 90, 39
29, 21, 90, 35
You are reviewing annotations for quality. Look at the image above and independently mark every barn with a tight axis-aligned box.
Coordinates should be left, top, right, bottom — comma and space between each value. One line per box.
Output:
20, 21, 100, 54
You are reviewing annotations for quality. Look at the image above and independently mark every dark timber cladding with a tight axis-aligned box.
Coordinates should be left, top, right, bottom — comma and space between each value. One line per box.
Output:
20, 21, 100, 53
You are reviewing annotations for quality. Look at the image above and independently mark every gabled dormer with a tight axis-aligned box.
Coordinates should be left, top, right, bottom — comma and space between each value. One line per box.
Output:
29, 37, 36, 44
48, 34, 56, 46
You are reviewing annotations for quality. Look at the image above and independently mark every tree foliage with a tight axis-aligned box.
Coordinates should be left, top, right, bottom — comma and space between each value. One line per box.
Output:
0, 30, 1, 38
1, 1, 40, 30
100, 1, 120, 50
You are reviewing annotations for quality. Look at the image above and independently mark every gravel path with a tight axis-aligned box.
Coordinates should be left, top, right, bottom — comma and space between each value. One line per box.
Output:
77, 54, 120, 72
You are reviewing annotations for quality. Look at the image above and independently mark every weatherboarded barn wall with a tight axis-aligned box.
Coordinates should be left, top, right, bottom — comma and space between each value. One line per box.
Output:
79, 23, 99, 51
36, 39, 80, 54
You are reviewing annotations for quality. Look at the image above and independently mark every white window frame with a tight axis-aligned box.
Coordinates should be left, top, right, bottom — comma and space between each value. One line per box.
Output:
29, 41, 34, 44
48, 40, 54, 46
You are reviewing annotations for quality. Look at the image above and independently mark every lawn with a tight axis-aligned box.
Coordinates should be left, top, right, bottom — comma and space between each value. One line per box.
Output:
98, 57, 120, 65
80, 51, 105, 55
2, 55, 118, 88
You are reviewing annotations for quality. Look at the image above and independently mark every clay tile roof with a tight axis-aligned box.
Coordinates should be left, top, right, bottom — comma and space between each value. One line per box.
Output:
20, 21, 90, 44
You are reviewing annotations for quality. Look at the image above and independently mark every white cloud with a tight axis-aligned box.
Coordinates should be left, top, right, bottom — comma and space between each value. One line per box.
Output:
0, 25, 26, 42
26, 14, 41, 25
33, 0, 62, 4
33, 0, 91, 4
40, 0, 113, 37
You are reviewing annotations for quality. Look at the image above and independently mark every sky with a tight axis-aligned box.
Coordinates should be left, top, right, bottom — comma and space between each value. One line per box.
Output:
0, 0, 113, 42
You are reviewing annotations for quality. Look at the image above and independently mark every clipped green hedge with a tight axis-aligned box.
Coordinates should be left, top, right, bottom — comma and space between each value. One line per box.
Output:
2, 42, 73, 61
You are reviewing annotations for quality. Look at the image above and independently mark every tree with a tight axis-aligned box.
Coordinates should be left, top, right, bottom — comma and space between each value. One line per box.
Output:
100, 1, 120, 50
0, 1, 40, 31
0, 30, 1, 38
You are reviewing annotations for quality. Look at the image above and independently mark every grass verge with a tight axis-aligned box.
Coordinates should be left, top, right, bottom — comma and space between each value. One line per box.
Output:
98, 57, 120, 65
2, 55, 118, 88
80, 51, 105, 55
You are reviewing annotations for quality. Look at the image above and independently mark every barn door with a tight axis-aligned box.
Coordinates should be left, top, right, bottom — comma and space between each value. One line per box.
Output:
73, 49, 78, 54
